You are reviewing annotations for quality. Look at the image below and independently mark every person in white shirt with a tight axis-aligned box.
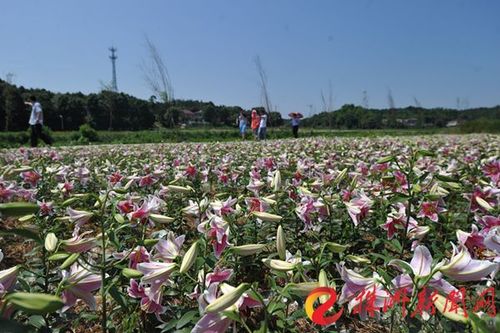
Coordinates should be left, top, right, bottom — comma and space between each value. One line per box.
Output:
258, 110, 267, 140
27, 95, 52, 147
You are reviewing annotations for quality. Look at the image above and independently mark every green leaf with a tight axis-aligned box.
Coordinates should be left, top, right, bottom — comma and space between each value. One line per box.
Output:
388, 259, 414, 275
0, 202, 39, 217
0, 319, 34, 333
109, 285, 128, 309
6, 292, 64, 315
325, 242, 348, 253
376, 268, 393, 286
0, 228, 42, 244
28, 315, 45, 329
390, 239, 403, 252
415, 150, 435, 158
434, 174, 459, 182
176, 310, 198, 329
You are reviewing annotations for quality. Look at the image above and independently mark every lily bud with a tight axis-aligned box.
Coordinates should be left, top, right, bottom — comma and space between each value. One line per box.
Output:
318, 270, 329, 303
262, 258, 297, 271
334, 168, 348, 185
231, 244, 268, 256
149, 214, 175, 224
60, 253, 80, 269
433, 294, 469, 323
167, 185, 193, 194
122, 268, 143, 279
475, 197, 494, 212
6, 292, 64, 315
276, 225, 286, 260
180, 241, 199, 274
286, 282, 319, 297
253, 211, 282, 223
44, 233, 58, 252
271, 170, 282, 192
346, 255, 371, 264
205, 283, 250, 313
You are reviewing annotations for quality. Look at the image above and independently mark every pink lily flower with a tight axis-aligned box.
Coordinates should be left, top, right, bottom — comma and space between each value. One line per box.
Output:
108, 171, 123, 185
336, 264, 389, 319
192, 284, 232, 333
198, 214, 230, 258
389, 246, 457, 295
439, 244, 498, 281
67, 207, 93, 228
484, 226, 500, 253
117, 199, 134, 214
0, 184, 15, 202
466, 187, 499, 213
139, 174, 156, 187
206, 267, 233, 286
0, 265, 19, 298
345, 192, 373, 226
417, 201, 446, 223
456, 225, 484, 252
482, 159, 500, 185
128, 246, 151, 269
154, 232, 185, 262
21, 170, 41, 187
61, 264, 101, 312
62, 230, 99, 253
381, 203, 418, 240
475, 215, 500, 234
37, 200, 54, 216
127, 279, 146, 299
244, 197, 269, 213
211, 196, 238, 216
137, 261, 176, 293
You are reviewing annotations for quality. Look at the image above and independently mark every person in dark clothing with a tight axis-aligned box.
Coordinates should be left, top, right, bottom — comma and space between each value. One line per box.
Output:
26, 95, 52, 147
291, 114, 300, 138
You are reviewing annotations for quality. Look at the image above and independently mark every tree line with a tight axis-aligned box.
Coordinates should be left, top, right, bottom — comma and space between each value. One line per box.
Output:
0, 80, 284, 131
301, 104, 500, 129
1, 79, 498, 132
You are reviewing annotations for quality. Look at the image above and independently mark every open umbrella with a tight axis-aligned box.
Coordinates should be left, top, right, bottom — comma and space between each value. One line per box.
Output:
288, 112, 304, 118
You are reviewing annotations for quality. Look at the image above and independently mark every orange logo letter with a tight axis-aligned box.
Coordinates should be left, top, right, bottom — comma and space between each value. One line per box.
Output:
305, 287, 343, 326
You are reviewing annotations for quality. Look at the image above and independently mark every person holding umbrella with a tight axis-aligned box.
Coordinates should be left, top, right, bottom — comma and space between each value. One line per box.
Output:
251, 109, 260, 139
289, 112, 303, 138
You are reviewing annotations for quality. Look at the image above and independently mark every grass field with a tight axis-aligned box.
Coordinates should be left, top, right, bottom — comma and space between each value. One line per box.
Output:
0, 127, 463, 148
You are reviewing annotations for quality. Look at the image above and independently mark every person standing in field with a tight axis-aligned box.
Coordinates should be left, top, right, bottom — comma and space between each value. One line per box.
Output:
251, 109, 260, 139
258, 110, 268, 140
26, 95, 52, 147
291, 113, 300, 138
237, 110, 248, 139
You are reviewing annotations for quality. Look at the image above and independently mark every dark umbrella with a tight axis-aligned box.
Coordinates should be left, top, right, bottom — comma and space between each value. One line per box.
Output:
288, 112, 304, 118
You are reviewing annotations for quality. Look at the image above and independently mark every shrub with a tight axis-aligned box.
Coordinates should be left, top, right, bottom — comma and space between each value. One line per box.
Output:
79, 124, 99, 142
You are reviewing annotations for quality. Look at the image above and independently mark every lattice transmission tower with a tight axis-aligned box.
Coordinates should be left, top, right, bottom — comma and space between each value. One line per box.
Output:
109, 47, 118, 92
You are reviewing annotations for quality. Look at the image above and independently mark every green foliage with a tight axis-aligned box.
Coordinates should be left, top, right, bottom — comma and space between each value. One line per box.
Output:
459, 117, 500, 133
79, 123, 99, 142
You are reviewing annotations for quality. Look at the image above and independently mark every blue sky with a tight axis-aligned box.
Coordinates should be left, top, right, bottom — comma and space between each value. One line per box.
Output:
1, 0, 499, 115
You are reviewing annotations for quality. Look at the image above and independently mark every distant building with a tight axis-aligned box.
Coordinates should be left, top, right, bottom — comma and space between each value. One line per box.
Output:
446, 120, 459, 127
396, 118, 418, 127
181, 109, 204, 125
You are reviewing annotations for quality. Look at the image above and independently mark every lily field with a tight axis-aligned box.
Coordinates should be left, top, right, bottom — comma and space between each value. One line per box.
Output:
0, 135, 499, 333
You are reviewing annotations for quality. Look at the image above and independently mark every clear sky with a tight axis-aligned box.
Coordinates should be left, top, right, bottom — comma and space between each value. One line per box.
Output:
1, 0, 499, 115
